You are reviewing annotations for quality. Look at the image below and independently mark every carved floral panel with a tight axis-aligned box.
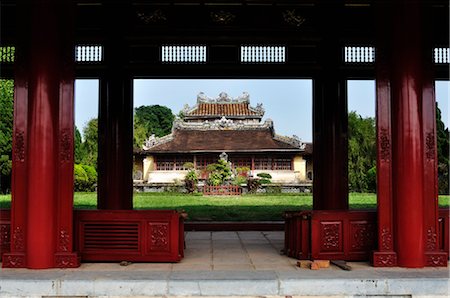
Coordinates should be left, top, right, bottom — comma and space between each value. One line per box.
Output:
320, 221, 342, 252
148, 222, 170, 252
350, 221, 376, 251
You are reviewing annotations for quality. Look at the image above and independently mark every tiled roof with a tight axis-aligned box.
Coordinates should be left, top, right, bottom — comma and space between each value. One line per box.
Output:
141, 129, 308, 153
186, 103, 260, 117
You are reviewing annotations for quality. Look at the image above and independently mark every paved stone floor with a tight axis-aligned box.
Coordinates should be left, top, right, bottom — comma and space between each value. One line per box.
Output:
1, 231, 449, 297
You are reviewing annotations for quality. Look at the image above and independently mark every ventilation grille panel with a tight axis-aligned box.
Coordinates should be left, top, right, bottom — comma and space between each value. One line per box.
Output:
82, 223, 139, 251
0, 46, 15, 63
241, 45, 286, 63
434, 47, 450, 64
344, 46, 375, 63
161, 45, 207, 63
75, 45, 103, 62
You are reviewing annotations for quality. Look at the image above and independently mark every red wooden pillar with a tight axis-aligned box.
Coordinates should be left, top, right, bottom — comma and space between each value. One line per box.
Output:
372, 0, 397, 267
97, 1, 133, 210
3, 0, 79, 268
421, 4, 448, 267
313, 0, 348, 210
373, 0, 447, 268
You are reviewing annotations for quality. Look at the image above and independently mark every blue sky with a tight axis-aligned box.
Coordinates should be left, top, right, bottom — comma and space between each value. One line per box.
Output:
75, 79, 449, 142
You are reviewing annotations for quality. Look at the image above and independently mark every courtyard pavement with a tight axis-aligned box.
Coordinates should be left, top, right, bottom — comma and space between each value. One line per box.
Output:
1, 231, 449, 297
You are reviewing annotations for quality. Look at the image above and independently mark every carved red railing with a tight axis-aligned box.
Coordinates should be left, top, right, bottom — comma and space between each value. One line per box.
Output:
0, 209, 11, 260
283, 211, 311, 259
74, 210, 185, 262
203, 185, 242, 196
311, 210, 377, 261
285, 209, 450, 262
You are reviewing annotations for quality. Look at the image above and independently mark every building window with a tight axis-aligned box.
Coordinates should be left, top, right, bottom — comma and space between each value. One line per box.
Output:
196, 156, 216, 170
175, 157, 193, 171
273, 158, 292, 170
155, 157, 174, 171
231, 157, 251, 169
156, 156, 193, 171
254, 157, 272, 170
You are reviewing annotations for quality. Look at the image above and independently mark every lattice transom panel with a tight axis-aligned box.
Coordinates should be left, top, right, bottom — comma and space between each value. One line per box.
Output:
434, 47, 450, 64
344, 46, 375, 63
75, 45, 103, 62
161, 45, 207, 63
241, 46, 286, 63
0, 46, 15, 63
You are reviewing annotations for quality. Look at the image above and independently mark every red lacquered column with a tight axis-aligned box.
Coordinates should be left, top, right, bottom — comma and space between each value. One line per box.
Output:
372, 0, 397, 267
421, 6, 448, 266
3, 0, 79, 268
390, 0, 425, 268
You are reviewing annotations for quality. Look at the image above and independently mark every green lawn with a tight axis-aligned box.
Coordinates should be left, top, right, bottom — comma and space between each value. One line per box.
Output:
1, 192, 449, 221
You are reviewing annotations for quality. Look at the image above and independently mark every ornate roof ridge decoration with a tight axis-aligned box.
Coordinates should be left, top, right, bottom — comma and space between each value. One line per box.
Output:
182, 92, 265, 117
273, 134, 306, 150
143, 133, 174, 150
172, 117, 274, 131
198, 91, 250, 104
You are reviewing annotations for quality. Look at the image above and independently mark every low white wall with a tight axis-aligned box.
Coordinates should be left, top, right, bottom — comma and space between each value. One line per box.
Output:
148, 171, 187, 183
253, 170, 299, 184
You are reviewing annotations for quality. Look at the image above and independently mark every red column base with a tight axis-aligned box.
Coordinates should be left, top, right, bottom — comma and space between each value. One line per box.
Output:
425, 252, 448, 267
2, 252, 80, 268
372, 251, 448, 267
55, 252, 81, 268
371, 251, 397, 267
2, 253, 27, 268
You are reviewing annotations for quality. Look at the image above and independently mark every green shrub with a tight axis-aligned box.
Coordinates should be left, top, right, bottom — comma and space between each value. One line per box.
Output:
247, 177, 261, 193
74, 164, 88, 191
82, 164, 97, 191
257, 172, 272, 179
266, 185, 281, 193
257, 172, 272, 184
183, 162, 195, 170
185, 169, 198, 193
232, 175, 247, 186
206, 159, 232, 186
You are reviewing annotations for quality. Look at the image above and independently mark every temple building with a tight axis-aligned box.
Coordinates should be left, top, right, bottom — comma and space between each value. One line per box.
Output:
134, 92, 312, 186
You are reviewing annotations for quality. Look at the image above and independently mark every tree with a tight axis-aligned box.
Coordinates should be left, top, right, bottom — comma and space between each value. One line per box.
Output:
348, 111, 376, 193
134, 105, 174, 148
436, 103, 449, 194
80, 118, 98, 168
74, 126, 84, 164
0, 80, 14, 193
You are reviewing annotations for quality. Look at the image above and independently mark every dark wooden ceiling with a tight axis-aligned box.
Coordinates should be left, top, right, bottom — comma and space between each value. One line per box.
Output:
0, 0, 448, 78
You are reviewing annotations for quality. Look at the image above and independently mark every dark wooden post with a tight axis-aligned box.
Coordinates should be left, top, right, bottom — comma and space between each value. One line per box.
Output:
313, 0, 349, 210
97, 1, 134, 210
3, 0, 79, 268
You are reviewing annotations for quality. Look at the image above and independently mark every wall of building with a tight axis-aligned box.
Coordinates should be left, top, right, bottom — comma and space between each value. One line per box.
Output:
293, 154, 306, 181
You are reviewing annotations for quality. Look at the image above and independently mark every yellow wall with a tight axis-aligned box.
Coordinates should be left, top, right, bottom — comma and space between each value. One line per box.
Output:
293, 155, 306, 181
143, 156, 154, 181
